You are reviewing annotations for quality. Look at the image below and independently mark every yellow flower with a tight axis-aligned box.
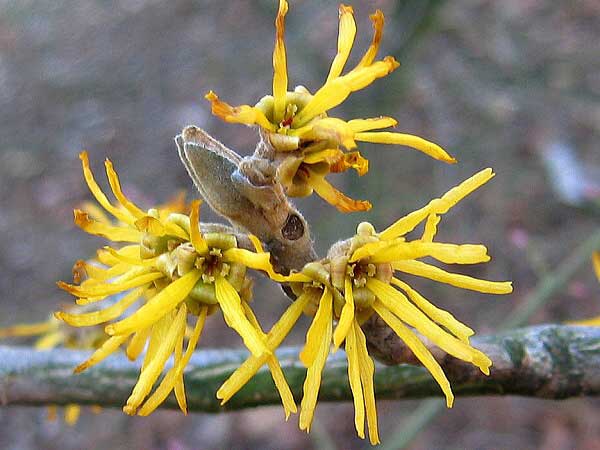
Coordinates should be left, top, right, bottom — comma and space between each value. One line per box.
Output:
0, 311, 107, 425
205, 1, 456, 212
56, 152, 297, 417
217, 168, 512, 445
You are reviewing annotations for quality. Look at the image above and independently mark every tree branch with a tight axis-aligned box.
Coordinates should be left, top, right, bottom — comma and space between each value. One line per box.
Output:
1, 324, 599, 412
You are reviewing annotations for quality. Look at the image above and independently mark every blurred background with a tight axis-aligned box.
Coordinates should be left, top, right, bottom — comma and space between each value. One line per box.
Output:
1, 0, 599, 448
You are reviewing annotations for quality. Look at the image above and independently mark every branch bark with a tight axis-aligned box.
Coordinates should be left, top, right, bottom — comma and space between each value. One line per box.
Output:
1, 324, 599, 412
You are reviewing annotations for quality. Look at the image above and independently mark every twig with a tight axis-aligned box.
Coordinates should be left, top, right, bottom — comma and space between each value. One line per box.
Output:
1, 325, 600, 411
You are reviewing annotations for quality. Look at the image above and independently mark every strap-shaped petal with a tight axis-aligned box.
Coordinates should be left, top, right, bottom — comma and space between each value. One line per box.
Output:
356, 10, 384, 69
300, 288, 332, 367
392, 259, 513, 294
105, 269, 201, 336
308, 173, 372, 213
74, 209, 142, 242
333, 276, 355, 350
214, 276, 270, 357
293, 57, 399, 127
205, 91, 276, 131
74, 334, 130, 373
217, 293, 310, 404
373, 300, 454, 409
380, 168, 495, 240
353, 321, 379, 445
326, 4, 357, 82
189, 200, 208, 255
391, 278, 474, 343
345, 322, 365, 438
79, 152, 134, 225
272, 0, 289, 123
348, 116, 397, 132
355, 131, 456, 163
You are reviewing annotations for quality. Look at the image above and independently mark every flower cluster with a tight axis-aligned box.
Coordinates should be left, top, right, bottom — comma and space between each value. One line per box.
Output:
216, 169, 513, 444
206, 1, 456, 212
56, 153, 305, 416
40, 1, 517, 446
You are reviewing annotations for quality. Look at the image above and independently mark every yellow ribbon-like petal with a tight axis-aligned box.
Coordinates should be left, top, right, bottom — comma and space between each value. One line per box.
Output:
123, 304, 187, 415
74, 334, 130, 373
326, 4, 357, 82
205, 91, 276, 131
105, 269, 201, 336
333, 277, 355, 350
373, 300, 454, 409
392, 259, 513, 295
55, 287, 146, 327
272, 0, 289, 123
214, 276, 270, 357
217, 293, 310, 404
354, 132, 456, 164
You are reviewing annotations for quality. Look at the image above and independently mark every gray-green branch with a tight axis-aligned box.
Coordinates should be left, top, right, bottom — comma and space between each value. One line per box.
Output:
1, 324, 599, 412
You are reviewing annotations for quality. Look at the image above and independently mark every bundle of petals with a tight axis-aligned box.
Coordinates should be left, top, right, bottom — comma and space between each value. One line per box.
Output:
0, 310, 107, 425
55, 152, 307, 416
206, 0, 456, 213
217, 168, 513, 444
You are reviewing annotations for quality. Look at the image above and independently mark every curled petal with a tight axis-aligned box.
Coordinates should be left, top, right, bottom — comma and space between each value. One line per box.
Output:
104, 159, 147, 219
356, 10, 385, 68
272, 0, 289, 123
308, 174, 372, 213
326, 4, 357, 82
205, 91, 276, 131
74, 209, 142, 242
79, 152, 134, 225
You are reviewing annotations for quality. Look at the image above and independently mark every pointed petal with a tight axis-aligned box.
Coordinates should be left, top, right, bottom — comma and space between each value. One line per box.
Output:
368, 278, 492, 373
391, 278, 474, 343
189, 200, 209, 254
74, 334, 130, 373
272, 0, 289, 123
392, 260, 513, 294
355, 131, 456, 163
217, 293, 309, 404
106, 270, 201, 336
380, 169, 496, 240
333, 277, 355, 350
74, 209, 142, 242
205, 91, 276, 131
215, 276, 269, 357
104, 159, 147, 219
326, 4, 357, 82
353, 322, 380, 445
123, 305, 187, 415
347, 116, 397, 133
299, 295, 332, 433
55, 287, 145, 327
373, 301, 454, 409
78, 152, 135, 225
299, 288, 333, 367
345, 322, 365, 439
356, 10, 384, 68
293, 57, 399, 127
308, 174, 371, 213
